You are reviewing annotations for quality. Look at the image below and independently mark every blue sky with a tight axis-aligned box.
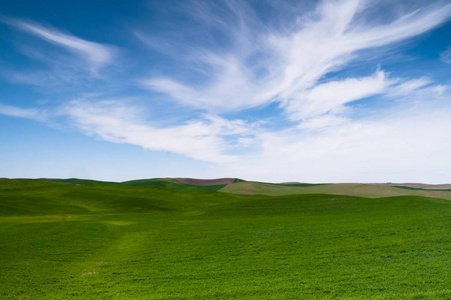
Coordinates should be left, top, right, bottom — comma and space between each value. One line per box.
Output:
1, 0, 451, 183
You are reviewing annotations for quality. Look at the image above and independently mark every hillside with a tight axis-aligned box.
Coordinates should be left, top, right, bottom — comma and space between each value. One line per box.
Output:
219, 181, 451, 200
1, 179, 451, 299
11, 177, 451, 200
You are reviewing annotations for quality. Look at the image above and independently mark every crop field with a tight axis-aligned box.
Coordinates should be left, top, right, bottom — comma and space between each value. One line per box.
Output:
1, 179, 451, 299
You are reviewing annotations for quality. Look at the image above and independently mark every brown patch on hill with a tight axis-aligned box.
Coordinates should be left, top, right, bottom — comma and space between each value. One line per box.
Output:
369, 183, 451, 190
232, 190, 255, 195
175, 178, 236, 186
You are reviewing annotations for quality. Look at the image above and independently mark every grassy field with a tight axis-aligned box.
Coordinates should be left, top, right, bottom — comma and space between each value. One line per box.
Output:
219, 181, 451, 200
1, 179, 451, 299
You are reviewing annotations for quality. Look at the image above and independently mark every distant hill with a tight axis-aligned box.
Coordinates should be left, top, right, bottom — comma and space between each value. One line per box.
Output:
1, 177, 450, 200
1, 177, 451, 298
175, 178, 236, 186
219, 181, 451, 200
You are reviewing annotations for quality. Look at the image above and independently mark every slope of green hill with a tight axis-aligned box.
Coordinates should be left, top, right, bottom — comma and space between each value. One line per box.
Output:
1, 180, 451, 299
0, 179, 69, 190
39, 177, 228, 191
21, 177, 451, 199
219, 181, 451, 200
121, 178, 228, 191
51, 178, 121, 185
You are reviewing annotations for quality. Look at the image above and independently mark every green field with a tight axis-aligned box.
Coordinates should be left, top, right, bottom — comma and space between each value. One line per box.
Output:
219, 181, 451, 199
1, 179, 451, 299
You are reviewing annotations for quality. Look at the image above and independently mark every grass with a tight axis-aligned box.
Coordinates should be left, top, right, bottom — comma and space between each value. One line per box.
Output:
393, 186, 451, 192
1, 179, 451, 299
219, 181, 451, 200
41, 177, 228, 191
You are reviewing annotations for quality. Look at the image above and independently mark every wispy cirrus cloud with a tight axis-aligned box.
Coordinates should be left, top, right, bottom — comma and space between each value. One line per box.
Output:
60, 99, 254, 163
218, 86, 451, 183
223, 115, 451, 183
1, 98, 255, 163
4, 18, 115, 73
0, 103, 48, 121
387, 77, 433, 97
0, 97, 256, 163
441, 46, 451, 64
139, 0, 451, 122
283, 70, 392, 121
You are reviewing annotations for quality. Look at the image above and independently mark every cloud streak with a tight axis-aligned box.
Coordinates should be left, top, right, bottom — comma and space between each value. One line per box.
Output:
441, 46, 451, 64
219, 97, 451, 183
140, 0, 451, 122
5, 19, 115, 72
0, 103, 47, 121
283, 70, 391, 121
60, 99, 254, 163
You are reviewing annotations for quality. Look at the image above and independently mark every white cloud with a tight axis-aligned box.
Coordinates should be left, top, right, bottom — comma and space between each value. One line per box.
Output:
7, 19, 115, 72
139, 0, 451, 118
60, 99, 254, 163
140, 78, 201, 108
348, 2, 451, 49
0, 98, 257, 164
388, 77, 433, 96
218, 107, 451, 183
441, 46, 451, 64
0, 103, 47, 121
210, 80, 451, 183
140, 53, 267, 112
283, 70, 391, 120
297, 115, 349, 131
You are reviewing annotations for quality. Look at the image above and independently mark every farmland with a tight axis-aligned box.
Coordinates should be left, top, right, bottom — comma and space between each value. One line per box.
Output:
1, 179, 451, 299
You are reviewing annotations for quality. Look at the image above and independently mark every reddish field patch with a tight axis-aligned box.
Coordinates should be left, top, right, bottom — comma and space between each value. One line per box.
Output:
369, 183, 451, 190
175, 178, 236, 186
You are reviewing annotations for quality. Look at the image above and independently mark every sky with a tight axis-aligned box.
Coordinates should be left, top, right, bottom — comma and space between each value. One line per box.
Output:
1, 0, 451, 183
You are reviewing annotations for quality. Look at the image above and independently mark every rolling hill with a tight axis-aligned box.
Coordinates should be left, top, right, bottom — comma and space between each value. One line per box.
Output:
1, 178, 451, 299
9, 177, 451, 200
